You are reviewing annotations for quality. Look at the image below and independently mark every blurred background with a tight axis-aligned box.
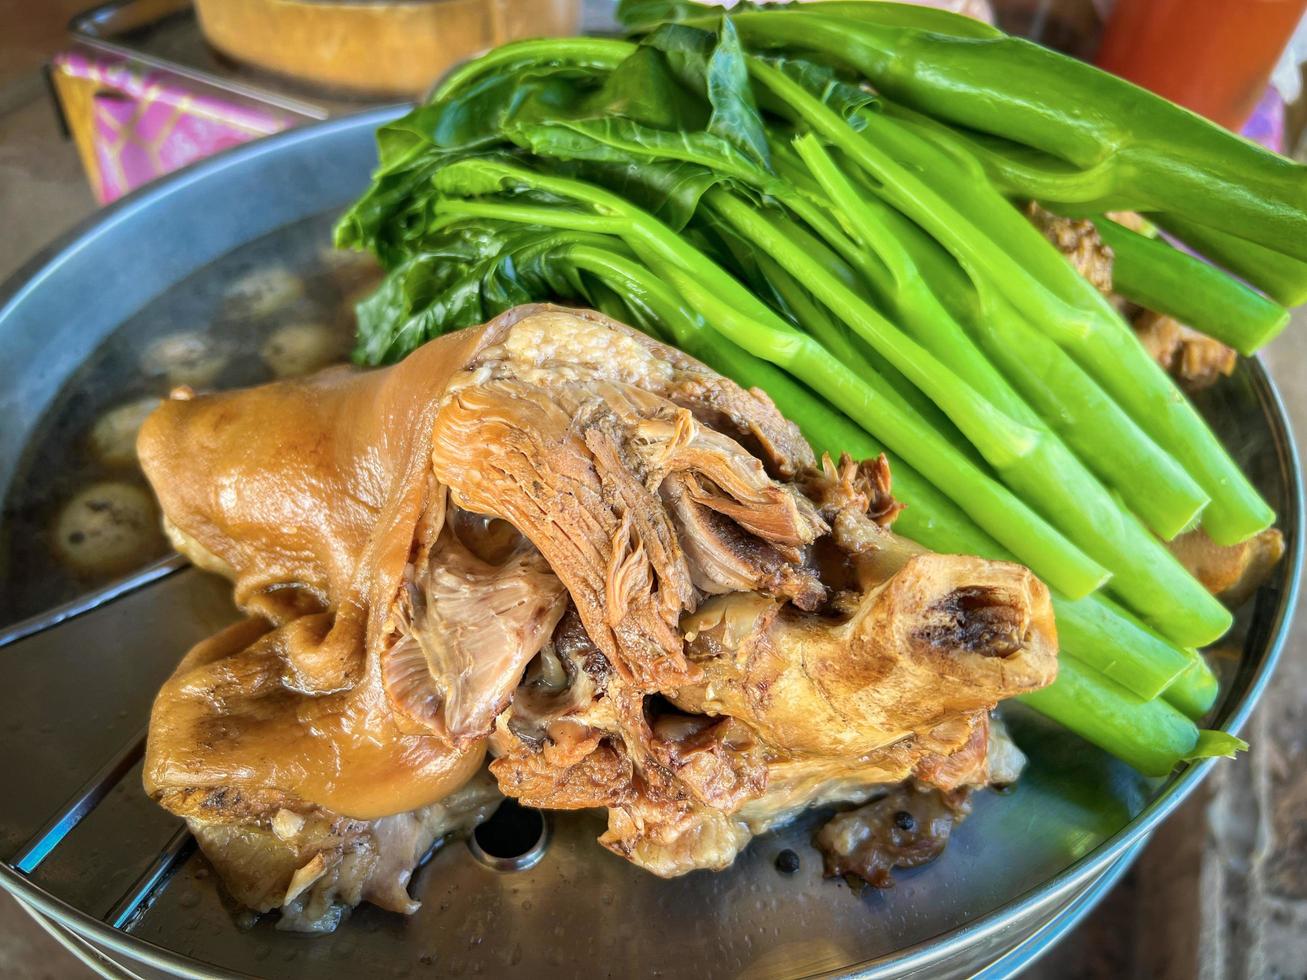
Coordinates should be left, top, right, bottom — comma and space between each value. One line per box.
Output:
1, 0, 1305, 976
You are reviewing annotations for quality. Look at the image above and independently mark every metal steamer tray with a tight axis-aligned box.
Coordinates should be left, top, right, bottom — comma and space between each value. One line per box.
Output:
0, 109, 1301, 980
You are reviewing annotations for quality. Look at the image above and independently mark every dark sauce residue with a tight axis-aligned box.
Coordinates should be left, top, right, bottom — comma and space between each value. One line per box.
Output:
0, 214, 380, 627
816, 786, 972, 889
774, 849, 801, 874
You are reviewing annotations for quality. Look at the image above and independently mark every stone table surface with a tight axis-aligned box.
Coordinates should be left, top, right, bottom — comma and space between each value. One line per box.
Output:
0, 4, 1304, 978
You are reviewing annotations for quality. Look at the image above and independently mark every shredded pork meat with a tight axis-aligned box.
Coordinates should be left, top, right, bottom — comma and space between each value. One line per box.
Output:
139, 305, 1059, 925
1132, 309, 1237, 392
1026, 201, 1115, 294
1167, 526, 1285, 607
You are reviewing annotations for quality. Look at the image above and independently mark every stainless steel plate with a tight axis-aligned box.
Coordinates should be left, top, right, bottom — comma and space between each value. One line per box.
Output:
0, 109, 1301, 980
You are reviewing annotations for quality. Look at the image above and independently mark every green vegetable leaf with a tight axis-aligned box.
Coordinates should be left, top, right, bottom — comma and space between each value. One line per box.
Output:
617, 0, 759, 31
583, 45, 708, 132
376, 64, 593, 171
506, 116, 750, 178
563, 157, 730, 230
506, 117, 771, 221
637, 21, 770, 169
354, 223, 621, 364
1185, 730, 1248, 762
756, 55, 877, 131
639, 23, 714, 87
706, 18, 772, 170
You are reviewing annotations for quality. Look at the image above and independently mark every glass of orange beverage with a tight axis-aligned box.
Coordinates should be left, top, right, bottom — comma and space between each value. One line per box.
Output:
1096, 0, 1306, 130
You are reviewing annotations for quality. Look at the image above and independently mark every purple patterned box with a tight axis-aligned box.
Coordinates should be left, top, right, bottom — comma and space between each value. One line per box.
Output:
52, 47, 306, 204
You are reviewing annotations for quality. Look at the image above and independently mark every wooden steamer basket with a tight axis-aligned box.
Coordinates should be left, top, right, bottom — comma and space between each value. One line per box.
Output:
195, 0, 581, 96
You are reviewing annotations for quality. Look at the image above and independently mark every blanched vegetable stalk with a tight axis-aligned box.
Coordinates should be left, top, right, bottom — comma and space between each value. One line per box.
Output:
1096, 218, 1290, 355
1020, 656, 1240, 778
864, 99, 1307, 332
765, 136, 1212, 542
1151, 214, 1307, 308
747, 56, 1274, 549
853, 184, 1213, 536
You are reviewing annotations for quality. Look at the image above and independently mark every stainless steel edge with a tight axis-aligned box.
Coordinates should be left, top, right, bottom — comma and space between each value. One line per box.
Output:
2, 867, 248, 980
16, 897, 148, 980
972, 836, 1149, 980
0, 106, 406, 323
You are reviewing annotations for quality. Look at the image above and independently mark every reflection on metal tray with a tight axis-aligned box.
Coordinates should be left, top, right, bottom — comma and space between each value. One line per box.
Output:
0, 110, 1301, 979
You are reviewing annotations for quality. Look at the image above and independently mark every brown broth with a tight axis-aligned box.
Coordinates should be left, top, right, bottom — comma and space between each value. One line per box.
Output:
0, 213, 380, 627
